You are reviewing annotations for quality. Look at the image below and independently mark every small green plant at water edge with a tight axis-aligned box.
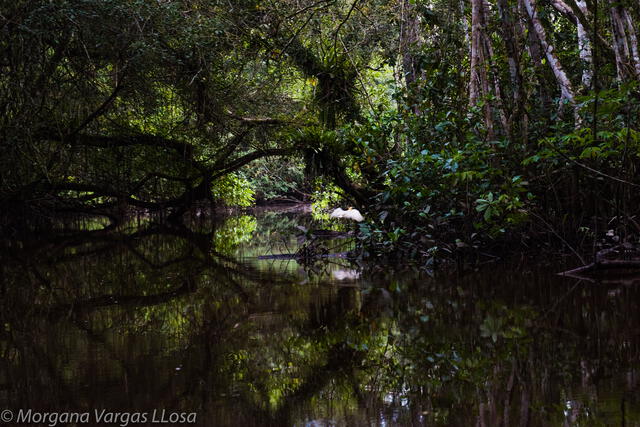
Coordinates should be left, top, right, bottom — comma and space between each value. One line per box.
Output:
475, 191, 528, 233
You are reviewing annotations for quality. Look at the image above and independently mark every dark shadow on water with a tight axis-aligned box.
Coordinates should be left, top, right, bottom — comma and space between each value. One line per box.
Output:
1, 209, 639, 426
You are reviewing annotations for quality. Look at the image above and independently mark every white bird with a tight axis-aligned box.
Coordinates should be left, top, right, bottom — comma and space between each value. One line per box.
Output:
332, 269, 361, 281
330, 207, 346, 218
330, 207, 364, 222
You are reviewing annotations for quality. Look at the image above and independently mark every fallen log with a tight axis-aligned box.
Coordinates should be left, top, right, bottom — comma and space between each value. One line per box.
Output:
559, 259, 640, 276
258, 251, 349, 260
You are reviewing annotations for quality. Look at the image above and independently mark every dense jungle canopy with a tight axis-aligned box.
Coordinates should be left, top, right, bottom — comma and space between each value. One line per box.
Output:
2, 0, 640, 254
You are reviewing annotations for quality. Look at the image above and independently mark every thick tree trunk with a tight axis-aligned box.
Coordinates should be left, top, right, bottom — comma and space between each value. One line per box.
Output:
610, 2, 640, 81
576, 0, 593, 89
551, 0, 617, 65
497, 0, 525, 138
525, 19, 553, 117
522, 0, 577, 118
469, 0, 495, 138
399, 0, 423, 114
484, 37, 510, 135
610, 3, 632, 81
550, 0, 574, 17
399, 0, 421, 87
469, 0, 484, 106
461, 0, 470, 46
623, 9, 640, 78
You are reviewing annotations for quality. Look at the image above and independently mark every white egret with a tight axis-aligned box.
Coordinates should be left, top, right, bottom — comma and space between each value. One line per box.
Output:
330, 207, 364, 222
330, 207, 345, 218
332, 269, 361, 281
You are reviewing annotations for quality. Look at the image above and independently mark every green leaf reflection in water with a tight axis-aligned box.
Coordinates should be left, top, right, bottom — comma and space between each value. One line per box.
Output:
1, 212, 639, 426
212, 214, 258, 255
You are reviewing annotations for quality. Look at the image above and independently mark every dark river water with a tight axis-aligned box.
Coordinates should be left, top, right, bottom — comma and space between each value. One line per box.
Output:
1, 207, 639, 426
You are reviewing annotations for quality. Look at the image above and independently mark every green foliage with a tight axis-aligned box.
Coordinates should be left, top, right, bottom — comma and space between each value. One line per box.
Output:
310, 178, 343, 223
475, 178, 528, 234
337, 76, 640, 257
341, 105, 534, 255
239, 156, 305, 201
518, 83, 640, 230
211, 173, 255, 208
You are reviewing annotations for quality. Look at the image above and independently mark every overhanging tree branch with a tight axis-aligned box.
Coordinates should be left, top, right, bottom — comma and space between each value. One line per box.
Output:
211, 147, 295, 180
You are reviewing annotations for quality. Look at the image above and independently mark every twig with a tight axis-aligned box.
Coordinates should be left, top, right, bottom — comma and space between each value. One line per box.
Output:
542, 138, 640, 188
332, 0, 359, 57
339, 36, 376, 115
529, 210, 585, 264
285, 0, 335, 20
559, 259, 640, 276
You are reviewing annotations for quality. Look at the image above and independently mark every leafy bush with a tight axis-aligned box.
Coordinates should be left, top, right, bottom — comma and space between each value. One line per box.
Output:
211, 173, 255, 207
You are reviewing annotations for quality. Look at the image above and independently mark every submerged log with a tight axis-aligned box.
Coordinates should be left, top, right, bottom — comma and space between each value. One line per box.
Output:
258, 252, 349, 260
560, 259, 640, 276
559, 244, 640, 278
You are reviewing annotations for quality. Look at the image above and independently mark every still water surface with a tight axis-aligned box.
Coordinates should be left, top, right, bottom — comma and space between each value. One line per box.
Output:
1, 207, 639, 426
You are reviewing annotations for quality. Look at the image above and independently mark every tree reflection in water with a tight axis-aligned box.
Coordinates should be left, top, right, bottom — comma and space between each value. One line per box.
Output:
1, 210, 639, 426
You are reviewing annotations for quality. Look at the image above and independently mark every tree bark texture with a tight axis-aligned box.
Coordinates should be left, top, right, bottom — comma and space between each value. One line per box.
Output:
522, 0, 577, 118
399, 0, 422, 88
576, 0, 593, 89
497, 0, 526, 138
469, 0, 495, 138
609, 1, 640, 81
399, 0, 423, 114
